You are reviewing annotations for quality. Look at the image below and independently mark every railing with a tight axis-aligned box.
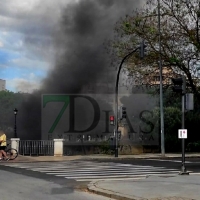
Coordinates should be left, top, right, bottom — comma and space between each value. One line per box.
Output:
19, 140, 54, 156
63, 133, 114, 143
63, 136, 117, 156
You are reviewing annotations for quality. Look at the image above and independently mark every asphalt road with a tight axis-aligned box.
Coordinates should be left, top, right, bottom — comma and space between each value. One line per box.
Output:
0, 157, 199, 200
0, 169, 111, 200
90, 157, 200, 173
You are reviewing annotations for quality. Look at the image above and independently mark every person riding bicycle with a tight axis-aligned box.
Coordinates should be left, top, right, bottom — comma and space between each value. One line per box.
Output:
0, 131, 9, 160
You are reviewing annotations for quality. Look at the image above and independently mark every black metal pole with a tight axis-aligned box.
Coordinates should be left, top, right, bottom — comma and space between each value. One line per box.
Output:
179, 76, 189, 175
181, 93, 186, 171
115, 47, 139, 157
82, 135, 86, 155
14, 114, 17, 138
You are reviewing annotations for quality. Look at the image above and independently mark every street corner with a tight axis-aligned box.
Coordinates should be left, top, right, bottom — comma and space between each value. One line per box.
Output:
87, 180, 147, 200
148, 197, 195, 200
87, 181, 114, 199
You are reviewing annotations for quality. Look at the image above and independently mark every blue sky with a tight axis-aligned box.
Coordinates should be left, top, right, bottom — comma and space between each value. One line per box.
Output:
0, 0, 72, 93
0, 33, 48, 92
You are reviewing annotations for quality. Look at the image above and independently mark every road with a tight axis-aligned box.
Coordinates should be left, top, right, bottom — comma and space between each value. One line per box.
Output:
0, 157, 200, 181
0, 169, 112, 200
91, 157, 200, 174
0, 157, 199, 199
0, 160, 182, 182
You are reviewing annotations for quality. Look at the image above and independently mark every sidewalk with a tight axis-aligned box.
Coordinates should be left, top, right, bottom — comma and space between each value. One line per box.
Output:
10, 155, 83, 162
88, 175, 200, 200
11, 152, 200, 163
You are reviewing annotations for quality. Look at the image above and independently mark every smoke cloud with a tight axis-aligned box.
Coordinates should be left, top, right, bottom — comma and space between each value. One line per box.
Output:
40, 0, 144, 93
17, 0, 144, 139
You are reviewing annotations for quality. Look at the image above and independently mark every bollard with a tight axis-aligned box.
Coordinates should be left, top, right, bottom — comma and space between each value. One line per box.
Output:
53, 139, 64, 156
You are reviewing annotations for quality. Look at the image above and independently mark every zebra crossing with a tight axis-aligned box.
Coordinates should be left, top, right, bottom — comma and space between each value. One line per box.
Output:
2, 160, 181, 181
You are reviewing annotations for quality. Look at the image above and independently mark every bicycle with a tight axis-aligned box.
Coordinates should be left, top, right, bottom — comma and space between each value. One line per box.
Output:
1, 143, 18, 161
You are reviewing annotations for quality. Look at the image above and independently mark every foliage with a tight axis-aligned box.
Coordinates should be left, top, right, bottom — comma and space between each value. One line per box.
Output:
152, 106, 181, 131
186, 141, 200, 152
108, 0, 200, 96
98, 140, 115, 154
165, 134, 181, 152
0, 91, 24, 135
151, 105, 182, 152
108, 0, 200, 152
150, 90, 200, 152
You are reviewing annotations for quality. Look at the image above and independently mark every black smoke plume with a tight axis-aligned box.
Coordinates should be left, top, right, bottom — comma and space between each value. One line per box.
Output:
17, 0, 143, 139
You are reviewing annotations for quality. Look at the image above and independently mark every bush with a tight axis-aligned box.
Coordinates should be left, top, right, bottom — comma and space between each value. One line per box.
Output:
186, 141, 200, 152
98, 140, 115, 154
165, 135, 181, 152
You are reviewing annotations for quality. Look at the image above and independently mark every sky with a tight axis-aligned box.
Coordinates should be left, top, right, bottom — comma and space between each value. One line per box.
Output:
0, 0, 77, 93
0, 0, 144, 93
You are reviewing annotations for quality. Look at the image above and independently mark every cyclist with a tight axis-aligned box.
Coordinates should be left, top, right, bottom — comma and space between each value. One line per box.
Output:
0, 131, 9, 160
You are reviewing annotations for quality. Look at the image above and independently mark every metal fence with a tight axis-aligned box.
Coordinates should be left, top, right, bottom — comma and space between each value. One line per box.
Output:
19, 140, 54, 156
62, 136, 117, 156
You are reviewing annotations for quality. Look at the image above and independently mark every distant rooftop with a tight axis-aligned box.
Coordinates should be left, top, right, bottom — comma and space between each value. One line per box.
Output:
0, 79, 6, 91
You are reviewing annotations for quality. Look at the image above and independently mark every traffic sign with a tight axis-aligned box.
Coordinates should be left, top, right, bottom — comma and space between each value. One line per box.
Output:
178, 129, 187, 139
185, 93, 194, 110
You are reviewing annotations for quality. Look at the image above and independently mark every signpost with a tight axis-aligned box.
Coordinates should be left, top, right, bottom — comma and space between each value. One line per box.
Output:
178, 128, 189, 175
172, 76, 189, 175
178, 129, 187, 139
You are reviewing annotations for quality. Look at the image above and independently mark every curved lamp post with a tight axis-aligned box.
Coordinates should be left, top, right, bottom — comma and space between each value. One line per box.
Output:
114, 47, 140, 157
14, 108, 18, 138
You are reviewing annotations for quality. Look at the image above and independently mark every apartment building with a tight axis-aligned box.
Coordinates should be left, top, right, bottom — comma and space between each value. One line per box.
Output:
0, 79, 6, 91
142, 67, 174, 86
132, 67, 176, 93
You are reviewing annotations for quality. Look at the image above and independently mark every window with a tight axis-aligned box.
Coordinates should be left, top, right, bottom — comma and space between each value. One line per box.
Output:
154, 76, 164, 81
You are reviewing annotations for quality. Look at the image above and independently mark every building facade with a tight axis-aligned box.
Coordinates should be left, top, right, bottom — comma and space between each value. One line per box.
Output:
0, 79, 6, 91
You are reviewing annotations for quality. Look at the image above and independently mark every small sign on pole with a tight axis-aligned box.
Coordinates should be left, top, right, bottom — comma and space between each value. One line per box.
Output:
178, 129, 187, 139
185, 93, 194, 110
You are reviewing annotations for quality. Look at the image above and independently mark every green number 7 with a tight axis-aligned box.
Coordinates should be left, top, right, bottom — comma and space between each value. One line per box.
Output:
43, 95, 70, 133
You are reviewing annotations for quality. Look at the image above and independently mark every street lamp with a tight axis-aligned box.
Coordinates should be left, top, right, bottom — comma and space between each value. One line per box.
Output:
114, 44, 145, 157
14, 108, 18, 138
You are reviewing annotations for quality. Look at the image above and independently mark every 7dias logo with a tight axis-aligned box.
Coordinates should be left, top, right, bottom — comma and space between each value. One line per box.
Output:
41, 94, 158, 145
42, 94, 112, 134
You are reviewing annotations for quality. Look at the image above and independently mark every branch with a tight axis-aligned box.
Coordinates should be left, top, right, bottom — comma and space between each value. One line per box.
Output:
196, 3, 200, 45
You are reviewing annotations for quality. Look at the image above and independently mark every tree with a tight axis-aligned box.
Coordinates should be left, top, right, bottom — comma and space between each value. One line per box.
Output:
0, 91, 23, 137
109, 0, 200, 96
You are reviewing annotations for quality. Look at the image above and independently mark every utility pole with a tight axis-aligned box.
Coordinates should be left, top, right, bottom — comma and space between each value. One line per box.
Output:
158, 0, 165, 156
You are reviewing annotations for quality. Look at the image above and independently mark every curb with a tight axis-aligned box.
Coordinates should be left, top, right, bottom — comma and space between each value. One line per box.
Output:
4, 156, 82, 163
5, 154, 200, 163
87, 180, 147, 200
82, 155, 200, 161
87, 180, 196, 200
